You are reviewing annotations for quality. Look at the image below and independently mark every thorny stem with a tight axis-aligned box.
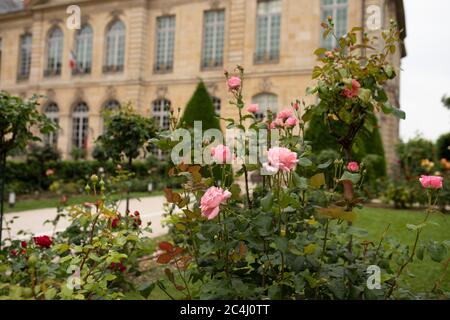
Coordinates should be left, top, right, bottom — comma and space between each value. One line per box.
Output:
386, 191, 437, 298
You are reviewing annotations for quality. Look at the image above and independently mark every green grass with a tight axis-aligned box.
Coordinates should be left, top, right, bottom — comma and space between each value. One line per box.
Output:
355, 206, 450, 292
3, 191, 165, 213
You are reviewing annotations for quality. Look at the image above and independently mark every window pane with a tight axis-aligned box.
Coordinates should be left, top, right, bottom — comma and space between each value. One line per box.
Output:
18, 34, 32, 79
156, 16, 176, 71
46, 27, 63, 75
320, 0, 348, 50
76, 25, 93, 73
202, 10, 225, 68
105, 21, 125, 71
252, 93, 278, 120
256, 0, 281, 63
72, 102, 89, 150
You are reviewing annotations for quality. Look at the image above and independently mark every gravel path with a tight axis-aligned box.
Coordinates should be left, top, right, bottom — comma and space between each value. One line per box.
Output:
3, 196, 168, 240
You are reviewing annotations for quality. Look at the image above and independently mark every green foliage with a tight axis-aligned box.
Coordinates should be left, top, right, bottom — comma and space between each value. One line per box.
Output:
0, 92, 56, 156
396, 136, 435, 178
0, 176, 156, 300
178, 81, 232, 185
97, 104, 157, 162
305, 114, 386, 177
442, 95, 450, 110
436, 132, 450, 161
179, 81, 220, 131
5, 158, 179, 195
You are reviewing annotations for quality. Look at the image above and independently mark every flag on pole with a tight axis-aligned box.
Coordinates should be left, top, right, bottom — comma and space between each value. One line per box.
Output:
69, 50, 77, 70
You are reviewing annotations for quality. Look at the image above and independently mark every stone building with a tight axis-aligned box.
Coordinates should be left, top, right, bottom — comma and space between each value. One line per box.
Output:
0, 0, 406, 169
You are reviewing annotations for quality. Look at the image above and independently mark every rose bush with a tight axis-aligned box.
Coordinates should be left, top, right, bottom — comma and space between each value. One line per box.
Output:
154, 20, 449, 300
0, 174, 156, 300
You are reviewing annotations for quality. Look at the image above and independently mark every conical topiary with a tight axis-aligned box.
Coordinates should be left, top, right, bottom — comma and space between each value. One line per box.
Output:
179, 81, 221, 131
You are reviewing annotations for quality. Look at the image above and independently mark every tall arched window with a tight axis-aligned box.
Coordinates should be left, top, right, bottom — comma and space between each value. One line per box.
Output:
152, 99, 171, 130
75, 24, 93, 74
252, 93, 278, 121
44, 103, 59, 147
321, 0, 348, 50
45, 27, 63, 76
211, 96, 221, 116
72, 102, 89, 151
103, 100, 120, 111
104, 20, 125, 72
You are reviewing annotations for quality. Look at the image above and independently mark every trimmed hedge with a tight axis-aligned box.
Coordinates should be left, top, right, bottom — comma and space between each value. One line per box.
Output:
5, 159, 178, 195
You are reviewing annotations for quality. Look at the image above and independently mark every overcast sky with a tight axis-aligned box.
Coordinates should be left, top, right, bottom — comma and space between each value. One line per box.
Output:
400, 0, 450, 142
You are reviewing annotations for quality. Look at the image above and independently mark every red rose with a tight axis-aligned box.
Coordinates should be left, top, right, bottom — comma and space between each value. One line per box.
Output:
20, 249, 27, 255
33, 235, 52, 248
110, 262, 126, 273
111, 217, 121, 228
10, 249, 18, 256
21, 241, 27, 248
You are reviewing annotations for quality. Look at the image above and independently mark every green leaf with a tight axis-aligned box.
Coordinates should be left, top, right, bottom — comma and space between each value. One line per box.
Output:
44, 287, 57, 300
358, 88, 371, 103
382, 102, 406, 120
298, 157, 313, 167
318, 159, 333, 169
427, 242, 448, 263
340, 171, 361, 184
314, 48, 327, 56
292, 172, 308, 190
302, 108, 315, 122
261, 192, 273, 212
310, 173, 326, 188
416, 245, 424, 261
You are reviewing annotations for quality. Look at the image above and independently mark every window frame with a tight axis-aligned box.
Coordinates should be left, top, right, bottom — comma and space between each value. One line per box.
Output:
72, 102, 90, 151
44, 26, 63, 77
252, 92, 278, 121
254, 0, 282, 65
201, 9, 225, 70
320, 0, 348, 50
103, 20, 126, 73
154, 15, 176, 73
17, 33, 32, 81
44, 102, 59, 147
73, 24, 93, 75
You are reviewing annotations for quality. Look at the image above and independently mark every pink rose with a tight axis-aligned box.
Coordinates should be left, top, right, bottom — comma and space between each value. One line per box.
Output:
200, 187, 232, 220
292, 102, 300, 111
227, 76, 241, 91
285, 117, 298, 128
325, 51, 334, 58
277, 110, 293, 120
247, 104, 260, 113
347, 162, 360, 172
419, 175, 444, 190
270, 122, 276, 129
342, 79, 361, 99
211, 144, 232, 164
264, 147, 298, 173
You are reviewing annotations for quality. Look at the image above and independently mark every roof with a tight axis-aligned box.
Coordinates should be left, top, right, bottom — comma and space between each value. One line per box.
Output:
0, 0, 24, 14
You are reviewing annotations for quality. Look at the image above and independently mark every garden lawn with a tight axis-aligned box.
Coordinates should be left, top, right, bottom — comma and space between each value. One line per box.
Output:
355, 207, 450, 293
3, 191, 165, 213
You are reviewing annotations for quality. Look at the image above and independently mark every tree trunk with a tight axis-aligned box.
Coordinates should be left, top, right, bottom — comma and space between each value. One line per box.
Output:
126, 157, 132, 213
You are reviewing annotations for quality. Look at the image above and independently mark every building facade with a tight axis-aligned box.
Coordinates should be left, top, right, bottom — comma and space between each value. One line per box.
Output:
0, 0, 406, 168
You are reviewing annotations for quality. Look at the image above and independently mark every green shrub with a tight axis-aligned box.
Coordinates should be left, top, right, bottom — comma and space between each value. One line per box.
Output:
305, 114, 387, 178
436, 132, 450, 161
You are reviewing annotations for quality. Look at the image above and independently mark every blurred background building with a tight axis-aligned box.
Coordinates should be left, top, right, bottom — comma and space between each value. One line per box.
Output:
0, 0, 406, 169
